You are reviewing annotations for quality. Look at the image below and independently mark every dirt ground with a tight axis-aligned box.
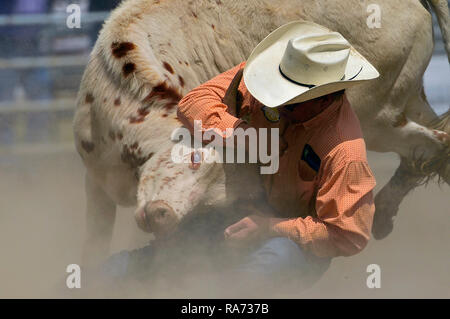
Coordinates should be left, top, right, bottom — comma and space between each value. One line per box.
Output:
0, 148, 448, 298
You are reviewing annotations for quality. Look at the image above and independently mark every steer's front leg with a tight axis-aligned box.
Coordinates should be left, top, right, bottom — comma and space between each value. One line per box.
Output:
82, 173, 117, 268
372, 157, 426, 240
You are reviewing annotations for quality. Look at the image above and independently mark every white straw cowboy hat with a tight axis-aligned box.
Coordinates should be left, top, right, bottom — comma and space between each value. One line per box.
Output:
243, 20, 380, 108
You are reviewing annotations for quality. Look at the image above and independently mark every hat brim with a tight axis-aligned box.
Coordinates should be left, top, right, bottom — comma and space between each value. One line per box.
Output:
243, 20, 380, 108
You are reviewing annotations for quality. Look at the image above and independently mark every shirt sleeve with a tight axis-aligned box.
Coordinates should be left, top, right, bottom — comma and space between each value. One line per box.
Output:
270, 160, 376, 257
177, 61, 248, 140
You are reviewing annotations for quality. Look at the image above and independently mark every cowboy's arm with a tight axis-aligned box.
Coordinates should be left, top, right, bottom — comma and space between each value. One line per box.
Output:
270, 154, 376, 257
177, 61, 252, 141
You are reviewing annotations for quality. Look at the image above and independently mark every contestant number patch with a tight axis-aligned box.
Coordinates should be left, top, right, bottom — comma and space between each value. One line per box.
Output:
301, 144, 321, 172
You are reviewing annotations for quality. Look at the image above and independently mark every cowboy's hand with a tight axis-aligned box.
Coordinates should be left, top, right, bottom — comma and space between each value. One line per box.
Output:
222, 69, 244, 117
224, 214, 270, 244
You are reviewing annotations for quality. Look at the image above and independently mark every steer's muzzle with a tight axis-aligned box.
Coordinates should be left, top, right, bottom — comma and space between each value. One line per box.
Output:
135, 200, 179, 237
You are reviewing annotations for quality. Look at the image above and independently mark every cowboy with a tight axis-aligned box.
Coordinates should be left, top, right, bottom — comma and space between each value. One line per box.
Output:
176, 21, 379, 291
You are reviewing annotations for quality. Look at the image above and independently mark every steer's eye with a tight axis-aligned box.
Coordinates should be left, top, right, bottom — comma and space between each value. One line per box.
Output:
189, 151, 202, 170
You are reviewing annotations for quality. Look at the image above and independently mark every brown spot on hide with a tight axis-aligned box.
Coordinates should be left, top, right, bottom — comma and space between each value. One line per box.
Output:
393, 112, 408, 128
114, 97, 121, 106
162, 176, 175, 185
162, 114, 168, 117
121, 144, 154, 168
138, 108, 150, 117
123, 63, 136, 77
192, 11, 198, 18
129, 107, 150, 124
211, 24, 215, 29
142, 82, 182, 111
178, 75, 185, 87
85, 93, 94, 104
144, 82, 183, 102
81, 141, 95, 153
163, 61, 174, 74
111, 42, 136, 58
129, 116, 144, 124
166, 101, 178, 111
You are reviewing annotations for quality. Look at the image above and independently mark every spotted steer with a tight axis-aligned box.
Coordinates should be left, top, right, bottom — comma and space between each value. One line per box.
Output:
74, 0, 450, 266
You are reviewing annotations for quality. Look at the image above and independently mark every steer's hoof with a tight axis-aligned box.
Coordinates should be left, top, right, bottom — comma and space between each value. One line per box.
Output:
371, 191, 400, 240
372, 214, 394, 240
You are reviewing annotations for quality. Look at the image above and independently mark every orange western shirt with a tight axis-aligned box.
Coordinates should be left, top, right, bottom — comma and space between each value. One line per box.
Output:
177, 62, 376, 258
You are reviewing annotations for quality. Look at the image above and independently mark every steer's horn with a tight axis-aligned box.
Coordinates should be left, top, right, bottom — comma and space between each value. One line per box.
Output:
222, 69, 244, 118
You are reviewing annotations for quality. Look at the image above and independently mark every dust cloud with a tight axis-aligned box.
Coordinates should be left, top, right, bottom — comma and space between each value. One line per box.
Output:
0, 149, 449, 298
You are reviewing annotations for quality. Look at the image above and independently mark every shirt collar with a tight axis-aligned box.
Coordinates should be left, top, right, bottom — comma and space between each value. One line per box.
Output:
300, 94, 344, 130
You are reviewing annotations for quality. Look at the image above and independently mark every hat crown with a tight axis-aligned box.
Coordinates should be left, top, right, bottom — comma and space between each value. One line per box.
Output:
243, 20, 380, 108
280, 32, 351, 86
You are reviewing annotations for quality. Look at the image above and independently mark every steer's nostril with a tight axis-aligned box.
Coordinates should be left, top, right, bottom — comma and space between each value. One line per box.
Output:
140, 200, 178, 236
158, 209, 166, 218
154, 208, 169, 222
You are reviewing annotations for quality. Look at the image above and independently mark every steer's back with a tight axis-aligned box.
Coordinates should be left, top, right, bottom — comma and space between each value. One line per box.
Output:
73, 0, 436, 203
73, 0, 274, 205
